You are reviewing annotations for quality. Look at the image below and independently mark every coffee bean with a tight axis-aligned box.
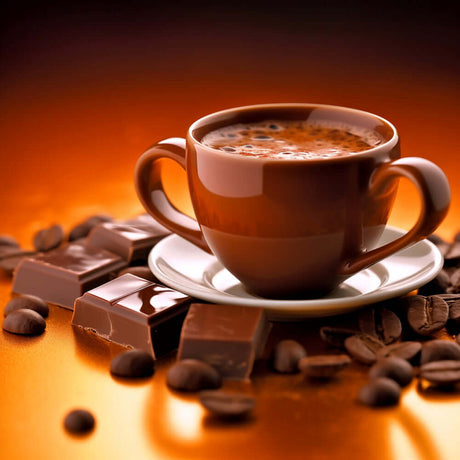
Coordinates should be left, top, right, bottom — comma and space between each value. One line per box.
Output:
358, 377, 401, 407
444, 295, 460, 325
420, 340, 460, 365
444, 241, 460, 266
358, 307, 402, 344
369, 357, 414, 387
344, 333, 385, 365
64, 409, 95, 434
298, 354, 351, 379
3, 309, 46, 335
449, 269, 460, 294
420, 360, 460, 385
4, 295, 49, 318
199, 390, 256, 418
418, 270, 452, 295
117, 266, 159, 283
0, 250, 36, 275
319, 327, 358, 349
110, 349, 155, 378
406, 295, 448, 335
68, 222, 93, 242
85, 214, 114, 226
427, 234, 451, 257
33, 224, 64, 252
376, 341, 422, 363
0, 234, 20, 248
166, 359, 222, 392
270, 339, 307, 373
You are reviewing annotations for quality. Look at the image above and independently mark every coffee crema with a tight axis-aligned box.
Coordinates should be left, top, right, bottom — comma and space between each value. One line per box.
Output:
201, 119, 383, 159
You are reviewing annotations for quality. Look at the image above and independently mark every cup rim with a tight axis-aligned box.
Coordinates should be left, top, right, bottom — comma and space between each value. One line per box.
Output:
188, 103, 399, 162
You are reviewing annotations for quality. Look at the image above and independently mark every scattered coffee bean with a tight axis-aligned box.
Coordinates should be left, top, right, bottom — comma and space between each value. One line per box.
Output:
85, 214, 114, 226
319, 327, 358, 349
445, 295, 460, 325
33, 224, 64, 252
444, 241, 460, 266
344, 333, 385, 365
369, 357, 413, 387
449, 269, 460, 294
418, 270, 452, 295
2, 309, 46, 335
4, 294, 49, 318
358, 377, 401, 407
117, 266, 159, 283
166, 359, 222, 391
68, 214, 113, 241
64, 409, 95, 434
406, 295, 448, 336
199, 390, 256, 418
376, 341, 422, 363
0, 250, 36, 276
420, 339, 460, 365
298, 354, 350, 379
358, 307, 402, 344
270, 339, 307, 373
110, 349, 155, 378
420, 360, 460, 385
427, 234, 451, 257
0, 234, 20, 248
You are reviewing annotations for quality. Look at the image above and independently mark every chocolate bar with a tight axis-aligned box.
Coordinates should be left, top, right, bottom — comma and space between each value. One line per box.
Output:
85, 214, 170, 263
71, 274, 191, 357
177, 303, 271, 380
12, 242, 126, 309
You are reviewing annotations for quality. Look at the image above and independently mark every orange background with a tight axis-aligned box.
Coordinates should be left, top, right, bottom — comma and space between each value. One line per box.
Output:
0, 2, 459, 459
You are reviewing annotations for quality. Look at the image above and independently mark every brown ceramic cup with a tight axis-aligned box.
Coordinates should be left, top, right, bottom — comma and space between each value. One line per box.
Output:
135, 103, 450, 298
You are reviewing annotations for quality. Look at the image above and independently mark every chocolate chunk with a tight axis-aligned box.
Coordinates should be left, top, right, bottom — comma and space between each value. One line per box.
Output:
117, 266, 159, 283
12, 242, 126, 309
33, 224, 64, 252
4, 294, 49, 318
110, 349, 155, 378
72, 274, 190, 357
406, 295, 448, 335
319, 327, 358, 349
166, 359, 222, 391
3, 309, 46, 335
64, 409, 95, 434
344, 333, 385, 365
369, 357, 413, 387
420, 339, 460, 365
376, 341, 422, 363
358, 377, 401, 407
177, 303, 271, 380
298, 354, 351, 379
270, 339, 307, 374
0, 249, 37, 276
420, 360, 460, 385
199, 390, 256, 418
358, 307, 402, 344
86, 215, 169, 263
0, 234, 20, 248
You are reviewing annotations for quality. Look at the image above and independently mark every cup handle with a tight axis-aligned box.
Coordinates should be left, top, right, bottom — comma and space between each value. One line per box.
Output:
134, 137, 211, 253
341, 157, 450, 275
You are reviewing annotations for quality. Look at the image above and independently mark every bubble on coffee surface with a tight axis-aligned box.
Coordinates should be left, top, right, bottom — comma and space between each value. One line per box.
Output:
201, 120, 383, 159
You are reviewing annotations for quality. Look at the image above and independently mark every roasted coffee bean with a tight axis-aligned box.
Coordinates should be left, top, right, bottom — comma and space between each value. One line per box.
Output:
110, 349, 155, 378
298, 354, 350, 379
455, 231, 460, 242
2, 309, 46, 335
117, 266, 159, 283
444, 241, 460, 266
270, 339, 307, 373
0, 234, 19, 248
33, 224, 64, 252
0, 250, 36, 275
444, 295, 460, 325
4, 294, 49, 318
369, 357, 414, 387
449, 269, 460, 294
85, 214, 113, 226
358, 377, 401, 407
418, 270, 452, 295
166, 359, 222, 391
420, 360, 460, 385
64, 409, 95, 434
319, 327, 358, 349
68, 222, 93, 241
344, 333, 385, 365
420, 340, 460, 365
199, 390, 256, 418
358, 307, 402, 344
376, 341, 422, 363
406, 295, 448, 336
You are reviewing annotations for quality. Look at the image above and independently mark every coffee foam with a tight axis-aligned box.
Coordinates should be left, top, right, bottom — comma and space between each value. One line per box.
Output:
201, 119, 384, 159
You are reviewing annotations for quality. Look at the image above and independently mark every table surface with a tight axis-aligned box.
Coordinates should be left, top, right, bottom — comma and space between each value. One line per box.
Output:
1, 3, 459, 459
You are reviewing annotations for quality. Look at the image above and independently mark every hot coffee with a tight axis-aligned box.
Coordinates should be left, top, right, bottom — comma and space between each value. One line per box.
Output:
201, 120, 383, 159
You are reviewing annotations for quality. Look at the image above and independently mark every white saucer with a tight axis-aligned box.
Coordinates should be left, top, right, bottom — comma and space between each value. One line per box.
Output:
148, 226, 443, 320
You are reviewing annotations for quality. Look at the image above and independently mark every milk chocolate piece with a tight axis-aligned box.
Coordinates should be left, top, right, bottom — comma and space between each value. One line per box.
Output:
177, 303, 271, 380
86, 214, 170, 263
72, 274, 191, 357
12, 242, 126, 309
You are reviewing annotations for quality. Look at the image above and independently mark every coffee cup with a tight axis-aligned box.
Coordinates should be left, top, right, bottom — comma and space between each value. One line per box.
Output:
134, 103, 450, 298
